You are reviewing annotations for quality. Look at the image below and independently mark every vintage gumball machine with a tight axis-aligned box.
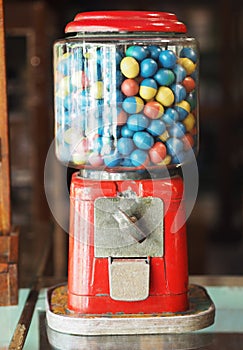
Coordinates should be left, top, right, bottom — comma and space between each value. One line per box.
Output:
46, 11, 215, 335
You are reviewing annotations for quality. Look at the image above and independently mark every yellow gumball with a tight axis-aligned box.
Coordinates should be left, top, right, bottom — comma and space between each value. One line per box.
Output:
120, 57, 139, 79
183, 113, 196, 132
177, 57, 196, 75
155, 86, 174, 107
158, 155, 171, 166
91, 81, 103, 99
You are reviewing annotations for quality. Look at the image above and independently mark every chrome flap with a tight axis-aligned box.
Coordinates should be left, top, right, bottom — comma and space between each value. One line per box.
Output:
109, 257, 150, 301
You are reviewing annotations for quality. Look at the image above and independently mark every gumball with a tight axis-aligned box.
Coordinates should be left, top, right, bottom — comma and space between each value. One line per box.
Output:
120, 56, 140, 78
126, 45, 148, 61
139, 78, 157, 100
56, 76, 73, 98
177, 57, 196, 75
57, 53, 72, 76
182, 76, 196, 93
174, 100, 191, 121
121, 125, 135, 138
140, 58, 158, 78
127, 114, 149, 131
72, 152, 87, 165
121, 79, 139, 96
149, 142, 167, 164
88, 152, 104, 166
143, 101, 164, 119
166, 137, 184, 156
173, 64, 187, 83
169, 122, 186, 138
180, 47, 197, 63
159, 49, 177, 68
122, 96, 144, 114
93, 136, 103, 153
117, 137, 135, 155
183, 113, 196, 132
147, 45, 162, 60
71, 70, 89, 89
186, 91, 197, 110
116, 50, 123, 65
103, 151, 121, 167
120, 158, 134, 167
155, 86, 174, 107
158, 130, 170, 142
63, 127, 82, 145
90, 81, 103, 99
56, 144, 71, 163
116, 70, 124, 87
182, 133, 195, 151
147, 119, 166, 136
154, 68, 175, 86
157, 154, 171, 166
130, 149, 148, 167
117, 108, 128, 125
162, 107, 179, 125
133, 131, 154, 150
116, 89, 124, 104
170, 83, 187, 103
171, 151, 185, 164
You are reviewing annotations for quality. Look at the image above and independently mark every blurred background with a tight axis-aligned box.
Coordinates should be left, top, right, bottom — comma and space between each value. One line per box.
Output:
3, 0, 243, 287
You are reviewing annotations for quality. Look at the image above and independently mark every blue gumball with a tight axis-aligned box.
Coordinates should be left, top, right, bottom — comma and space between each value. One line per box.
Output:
162, 108, 179, 125
130, 149, 148, 167
133, 131, 154, 150
147, 45, 162, 60
169, 122, 186, 138
116, 50, 124, 65
103, 151, 121, 167
186, 91, 197, 110
173, 64, 187, 83
126, 45, 148, 61
171, 83, 187, 103
171, 151, 186, 164
116, 70, 124, 87
120, 158, 134, 167
154, 68, 175, 86
180, 47, 197, 63
117, 137, 135, 155
121, 125, 135, 138
122, 96, 144, 114
147, 119, 166, 136
127, 114, 149, 131
159, 50, 177, 68
140, 58, 158, 78
166, 137, 184, 156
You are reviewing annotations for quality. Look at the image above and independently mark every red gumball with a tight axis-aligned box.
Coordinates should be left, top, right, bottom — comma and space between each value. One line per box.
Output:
149, 142, 167, 164
143, 101, 164, 119
182, 133, 194, 151
182, 76, 196, 93
117, 109, 128, 125
121, 78, 139, 96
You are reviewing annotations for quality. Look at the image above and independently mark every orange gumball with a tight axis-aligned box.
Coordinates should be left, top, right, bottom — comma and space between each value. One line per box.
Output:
149, 142, 167, 164
121, 78, 139, 96
182, 76, 196, 93
143, 101, 164, 119
117, 109, 128, 125
182, 133, 194, 151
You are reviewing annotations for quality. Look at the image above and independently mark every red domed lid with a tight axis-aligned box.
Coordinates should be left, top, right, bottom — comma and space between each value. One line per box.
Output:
65, 11, 187, 34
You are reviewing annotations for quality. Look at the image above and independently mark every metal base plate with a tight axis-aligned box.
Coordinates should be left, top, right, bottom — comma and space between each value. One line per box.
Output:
46, 284, 215, 335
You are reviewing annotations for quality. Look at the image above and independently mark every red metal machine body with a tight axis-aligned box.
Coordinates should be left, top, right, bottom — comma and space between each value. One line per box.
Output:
68, 172, 188, 314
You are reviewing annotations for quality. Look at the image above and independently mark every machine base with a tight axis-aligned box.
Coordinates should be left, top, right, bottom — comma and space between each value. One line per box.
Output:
46, 284, 215, 335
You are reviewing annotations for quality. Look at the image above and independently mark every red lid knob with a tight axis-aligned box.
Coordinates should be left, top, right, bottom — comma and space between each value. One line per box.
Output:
65, 11, 187, 34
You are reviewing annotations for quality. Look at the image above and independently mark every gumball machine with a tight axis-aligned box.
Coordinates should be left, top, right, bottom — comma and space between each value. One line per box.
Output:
46, 11, 215, 335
